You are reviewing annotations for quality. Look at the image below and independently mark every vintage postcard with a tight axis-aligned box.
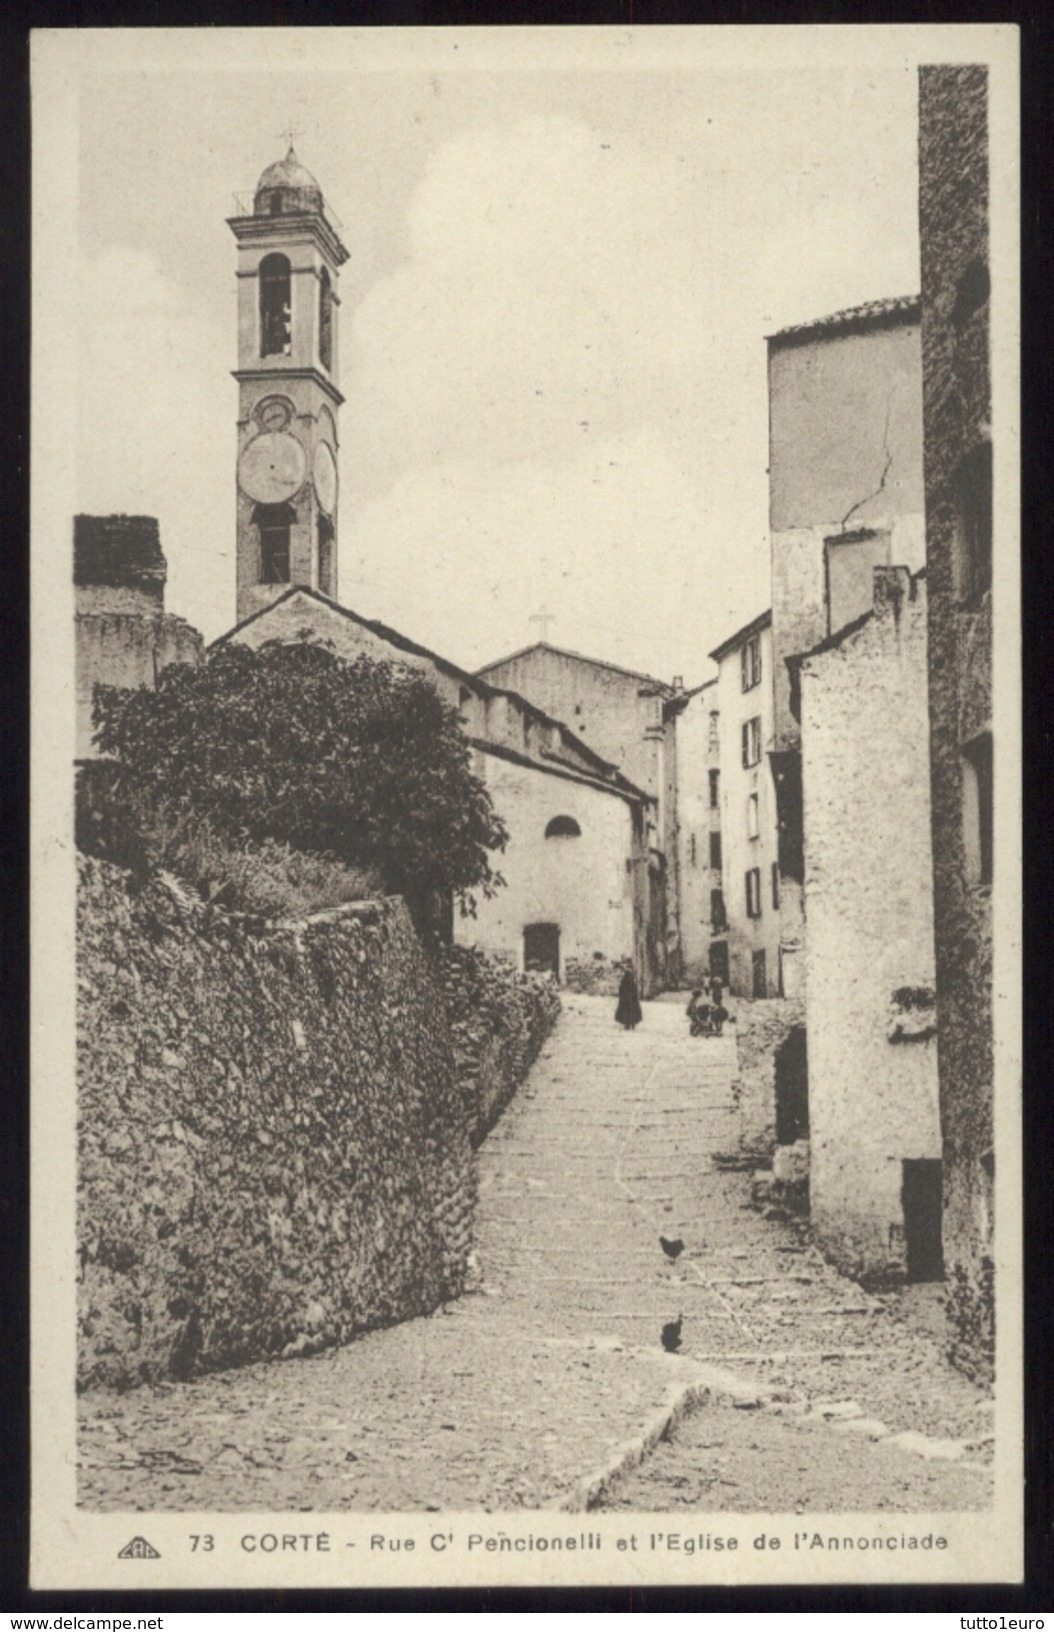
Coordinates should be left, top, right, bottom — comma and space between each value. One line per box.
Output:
31, 23, 1021, 1591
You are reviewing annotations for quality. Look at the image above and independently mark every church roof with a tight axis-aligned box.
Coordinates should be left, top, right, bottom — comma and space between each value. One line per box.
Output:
211, 587, 654, 806
477, 640, 671, 691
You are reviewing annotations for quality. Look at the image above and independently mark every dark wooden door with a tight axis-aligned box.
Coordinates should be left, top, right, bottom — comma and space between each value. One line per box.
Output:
902, 1159, 944, 1281
523, 923, 560, 978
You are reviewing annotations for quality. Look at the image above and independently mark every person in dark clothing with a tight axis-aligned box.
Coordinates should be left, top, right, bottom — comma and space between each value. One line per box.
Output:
615, 965, 642, 1030
709, 974, 724, 1007
687, 989, 711, 1036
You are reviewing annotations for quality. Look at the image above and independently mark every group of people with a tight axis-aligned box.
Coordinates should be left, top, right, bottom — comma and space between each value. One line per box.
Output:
686, 972, 730, 1038
613, 965, 731, 1037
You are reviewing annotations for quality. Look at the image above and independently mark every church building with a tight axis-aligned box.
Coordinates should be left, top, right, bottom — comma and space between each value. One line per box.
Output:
216, 147, 657, 994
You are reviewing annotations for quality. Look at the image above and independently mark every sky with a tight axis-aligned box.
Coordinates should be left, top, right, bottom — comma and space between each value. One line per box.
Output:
62, 28, 924, 684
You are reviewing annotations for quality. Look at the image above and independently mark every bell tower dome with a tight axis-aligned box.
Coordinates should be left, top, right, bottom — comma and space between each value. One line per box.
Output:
228, 147, 349, 621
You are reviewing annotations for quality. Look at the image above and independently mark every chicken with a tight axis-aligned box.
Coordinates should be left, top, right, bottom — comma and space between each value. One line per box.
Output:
661, 1314, 683, 1353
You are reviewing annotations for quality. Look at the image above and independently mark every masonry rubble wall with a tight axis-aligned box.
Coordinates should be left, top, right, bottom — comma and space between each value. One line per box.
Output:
74, 514, 205, 760
561, 954, 625, 996
919, 64, 994, 1384
77, 857, 558, 1391
730, 996, 807, 1162
439, 942, 561, 1143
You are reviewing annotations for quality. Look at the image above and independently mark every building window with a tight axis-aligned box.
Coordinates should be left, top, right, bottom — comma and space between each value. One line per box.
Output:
752, 949, 767, 998
709, 831, 722, 870
741, 633, 762, 692
825, 528, 890, 635
771, 861, 781, 910
318, 266, 333, 372
747, 792, 760, 839
710, 888, 726, 931
254, 502, 294, 584
689, 832, 697, 867
259, 252, 292, 358
962, 732, 993, 885
709, 768, 720, 808
709, 710, 719, 750
742, 716, 762, 768
955, 441, 993, 601
545, 815, 581, 839
745, 867, 762, 919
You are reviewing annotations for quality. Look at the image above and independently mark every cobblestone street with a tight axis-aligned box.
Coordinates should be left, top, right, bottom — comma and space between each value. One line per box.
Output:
79, 995, 994, 1513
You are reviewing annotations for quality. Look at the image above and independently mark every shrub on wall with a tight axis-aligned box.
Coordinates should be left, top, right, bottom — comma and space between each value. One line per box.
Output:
89, 639, 507, 922
77, 767, 383, 918
439, 944, 561, 1143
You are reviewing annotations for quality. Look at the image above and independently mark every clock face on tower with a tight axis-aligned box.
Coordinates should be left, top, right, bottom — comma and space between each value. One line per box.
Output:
238, 430, 307, 505
256, 396, 292, 433
312, 441, 338, 516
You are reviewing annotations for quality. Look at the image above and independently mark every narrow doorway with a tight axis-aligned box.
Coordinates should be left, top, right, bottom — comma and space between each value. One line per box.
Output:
709, 940, 729, 988
523, 922, 560, 979
902, 1159, 944, 1282
774, 1025, 809, 1145
752, 948, 767, 997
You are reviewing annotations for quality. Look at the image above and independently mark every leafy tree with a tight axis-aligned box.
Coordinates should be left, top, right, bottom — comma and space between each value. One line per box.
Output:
88, 639, 507, 922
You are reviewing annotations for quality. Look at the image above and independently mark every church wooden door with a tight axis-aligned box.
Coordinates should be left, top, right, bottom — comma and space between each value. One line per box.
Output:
523, 923, 560, 979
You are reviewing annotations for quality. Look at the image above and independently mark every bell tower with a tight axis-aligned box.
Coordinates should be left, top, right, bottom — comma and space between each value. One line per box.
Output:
228, 147, 349, 622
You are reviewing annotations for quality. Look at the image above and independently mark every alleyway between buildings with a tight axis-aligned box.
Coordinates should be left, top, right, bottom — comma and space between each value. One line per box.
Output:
79, 997, 993, 1514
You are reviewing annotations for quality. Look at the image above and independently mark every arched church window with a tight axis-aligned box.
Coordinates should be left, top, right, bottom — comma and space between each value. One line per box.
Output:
317, 514, 335, 598
318, 266, 333, 373
260, 253, 292, 358
545, 815, 581, 839
254, 502, 295, 585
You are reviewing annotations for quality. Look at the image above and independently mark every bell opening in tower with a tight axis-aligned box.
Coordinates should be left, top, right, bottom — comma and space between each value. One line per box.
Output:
319, 267, 333, 373
259, 253, 292, 358
317, 515, 335, 598
255, 502, 294, 585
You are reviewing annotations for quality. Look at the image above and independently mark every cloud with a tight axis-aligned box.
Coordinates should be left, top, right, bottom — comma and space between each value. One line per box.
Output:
76, 248, 234, 637
344, 425, 768, 683
351, 116, 710, 468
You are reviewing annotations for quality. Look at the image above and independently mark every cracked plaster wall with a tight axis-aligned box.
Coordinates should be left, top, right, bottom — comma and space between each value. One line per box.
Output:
799, 573, 941, 1283
768, 320, 925, 757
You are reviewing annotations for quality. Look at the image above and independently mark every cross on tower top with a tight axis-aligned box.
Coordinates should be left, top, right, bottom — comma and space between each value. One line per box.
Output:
276, 122, 302, 151
530, 605, 557, 642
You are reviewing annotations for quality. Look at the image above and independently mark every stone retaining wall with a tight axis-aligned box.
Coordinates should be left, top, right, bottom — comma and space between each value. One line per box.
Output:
78, 859, 478, 1391
562, 954, 624, 997
731, 997, 807, 1161
439, 943, 561, 1143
